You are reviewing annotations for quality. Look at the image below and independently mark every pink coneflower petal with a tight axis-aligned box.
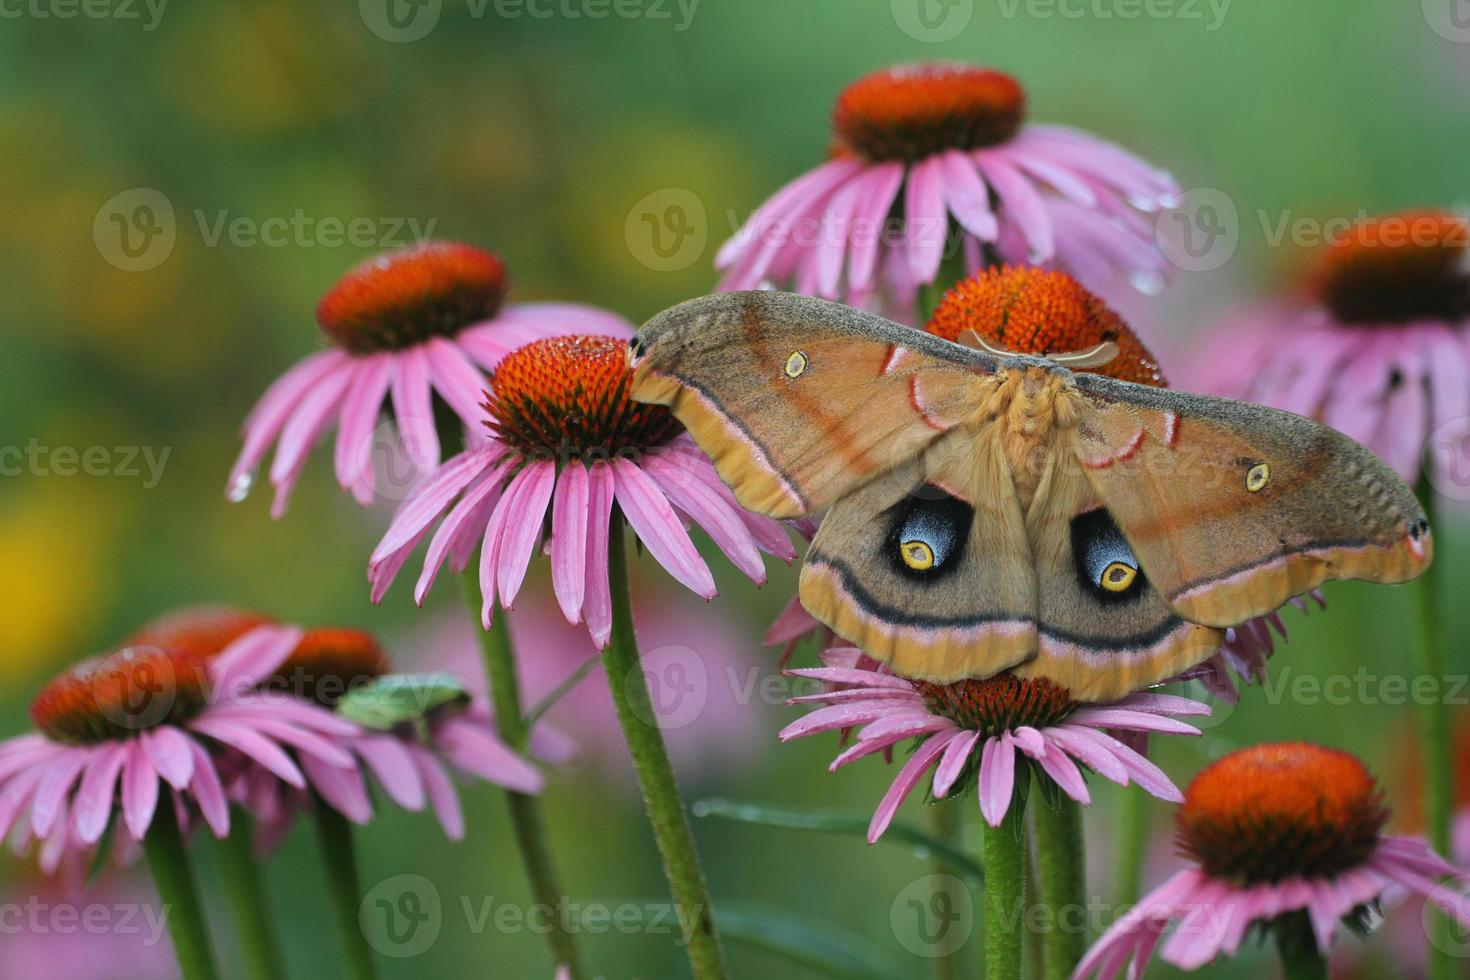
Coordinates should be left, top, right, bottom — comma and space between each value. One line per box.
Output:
718, 159, 864, 281
74, 743, 129, 844
268, 359, 356, 517
1066, 707, 1200, 736
373, 448, 500, 565
354, 733, 427, 811
932, 730, 980, 798
209, 625, 306, 695
302, 756, 373, 826
188, 742, 230, 837
644, 454, 763, 583
189, 718, 305, 789
422, 336, 491, 429
816, 177, 867, 299
435, 716, 543, 794
867, 731, 955, 843
976, 152, 1053, 262
411, 746, 464, 841
29, 752, 89, 838
848, 163, 905, 301
120, 741, 160, 840
231, 349, 348, 497
904, 155, 948, 284
1042, 726, 1129, 785
0, 766, 50, 842
495, 461, 557, 608
611, 458, 716, 599
390, 344, 440, 469
582, 461, 617, 647
334, 353, 395, 506
550, 462, 591, 624
978, 733, 1017, 827
414, 465, 511, 605
141, 726, 196, 790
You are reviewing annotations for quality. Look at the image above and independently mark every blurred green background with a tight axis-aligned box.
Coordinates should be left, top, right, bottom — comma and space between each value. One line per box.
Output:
1, 1, 1468, 977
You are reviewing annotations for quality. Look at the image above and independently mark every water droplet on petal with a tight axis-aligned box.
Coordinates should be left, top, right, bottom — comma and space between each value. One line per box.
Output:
227, 470, 254, 503
1130, 270, 1166, 296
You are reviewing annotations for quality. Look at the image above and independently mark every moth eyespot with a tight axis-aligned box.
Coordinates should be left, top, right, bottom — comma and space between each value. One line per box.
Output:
900, 540, 935, 571
1245, 462, 1270, 492
1100, 561, 1138, 593
784, 351, 808, 379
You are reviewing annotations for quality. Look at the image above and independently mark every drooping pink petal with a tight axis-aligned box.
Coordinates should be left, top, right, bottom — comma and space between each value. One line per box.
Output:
302, 755, 373, 825
414, 463, 510, 605
187, 740, 230, 837
209, 625, 306, 696
1067, 707, 1200, 736
978, 733, 1017, 827
423, 336, 491, 427
435, 717, 543, 794
1018, 728, 1090, 805
231, 350, 347, 499
411, 746, 465, 841
1042, 725, 1129, 785
581, 460, 617, 647
938, 149, 998, 241
0, 764, 50, 842
188, 718, 305, 788
550, 462, 591, 624
931, 730, 980, 798
644, 454, 764, 583
242, 717, 356, 769
495, 460, 557, 608
73, 742, 130, 844
28, 750, 89, 838
372, 447, 502, 566
355, 734, 426, 811
612, 458, 715, 598
847, 163, 905, 303
778, 701, 909, 740
121, 740, 161, 840
267, 359, 357, 517
141, 727, 196, 790
975, 152, 1054, 262
867, 731, 954, 843
333, 353, 395, 506
390, 344, 441, 470
904, 155, 947, 284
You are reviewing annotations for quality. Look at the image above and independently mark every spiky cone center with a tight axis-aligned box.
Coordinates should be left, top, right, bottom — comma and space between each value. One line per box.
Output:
913, 675, 1075, 737
1177, 742, 1388, 885
1316, 210, 1470, 324
927, 266, 1167, 386
30, 647, 211, 745
832, 63, 1026, 163
128, 605, 273, 659
261, 627, 393, 706
316, 241, 509, 355
486, 335, 682, 460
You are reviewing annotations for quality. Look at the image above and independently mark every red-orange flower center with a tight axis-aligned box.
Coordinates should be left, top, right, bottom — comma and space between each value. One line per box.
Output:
913, 675, 1075, 736
486, 335, 682, 459
1178, 742, 1388, 884
316, 242, 509, 355
129, 605, 273, 660
1316, 210, 1470, 325
833, 63, 1026, 163
927, 266, 1166, 386
31, 646, 211, 745
262, 627, 393, 706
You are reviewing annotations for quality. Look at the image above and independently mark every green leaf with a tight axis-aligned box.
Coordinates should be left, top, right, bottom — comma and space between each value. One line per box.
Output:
715, 900, 908, 980
522, 652, 602, 731
692, 798, 983, 887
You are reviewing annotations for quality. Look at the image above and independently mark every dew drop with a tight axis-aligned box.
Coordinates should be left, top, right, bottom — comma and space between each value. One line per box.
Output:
227, 470, 255, 503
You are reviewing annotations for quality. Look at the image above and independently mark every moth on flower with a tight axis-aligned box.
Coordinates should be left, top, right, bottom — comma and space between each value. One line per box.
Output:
627, 270, 1431, 701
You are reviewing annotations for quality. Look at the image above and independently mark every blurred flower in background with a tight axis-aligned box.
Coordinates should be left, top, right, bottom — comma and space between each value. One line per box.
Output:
1190, 210, 1470, 492
228, 242, 634, 517
0, 875, 177, 980
716, 63, 1178, 315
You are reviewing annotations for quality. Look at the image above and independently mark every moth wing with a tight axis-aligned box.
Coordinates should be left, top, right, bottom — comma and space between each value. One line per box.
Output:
1010, 445, 1224, 702
629, 291, 997, 519
798, 428, 1038, 681
1070, 373, 1432, 628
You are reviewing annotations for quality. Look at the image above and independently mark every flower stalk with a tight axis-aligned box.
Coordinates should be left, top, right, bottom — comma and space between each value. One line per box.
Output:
215, 813, 287, 980
143, 802, 222, 980
1033, 795, 1086, 978
313, 801, 378, 980
459, 564, 588, 980
603, 510, 729, 979
1274, 912, 1329, 980
983, 774, 1029, 980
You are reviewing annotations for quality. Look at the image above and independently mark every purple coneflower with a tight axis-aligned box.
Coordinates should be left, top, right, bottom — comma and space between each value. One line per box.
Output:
780, 647, 1206, 833
717, 63, 1177, 312
0, 623, 354, 872
1074, 743, 1470, 977
369, 334, 795, 646
227, 241, 633, 516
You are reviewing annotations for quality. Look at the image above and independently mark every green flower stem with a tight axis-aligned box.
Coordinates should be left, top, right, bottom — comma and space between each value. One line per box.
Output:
1275, 912, 1328, 980
313, 802, 377, 980
603, 511, 729, 979
929, 802, 968, 980
215, 813, 287, 980
143, 801, 221, 980
982, 781, 1029, 980
1413, 493, 1453, 980
458, 564, 588, 980
1114, 787, 1147, 909
1033, 797, 1086, 979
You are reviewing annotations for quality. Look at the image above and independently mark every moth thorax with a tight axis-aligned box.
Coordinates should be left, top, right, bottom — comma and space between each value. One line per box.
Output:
30, 647, 211, 745
129, 605, 273, 659
912, 675, 1074, 737
1315, 211, 1470, 325
316, 242, 508, 355
1176, 743, 1388, 885
831, 63, 1025, 163
485, 335, 683, 461
261, 627, 394, 707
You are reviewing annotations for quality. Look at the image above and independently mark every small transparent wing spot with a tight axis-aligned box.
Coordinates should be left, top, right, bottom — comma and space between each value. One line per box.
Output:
1245, 462, 1270, 493
900, 540, 936, 571
1100, 561, 1138, 593
784, 351, 808, 379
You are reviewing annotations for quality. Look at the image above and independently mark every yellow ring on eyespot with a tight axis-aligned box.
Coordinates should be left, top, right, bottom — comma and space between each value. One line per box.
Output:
1245, 462, 1270, 493
1100, 561, 1137, 593
901, 540, 935, 571
784, 351, 808, 379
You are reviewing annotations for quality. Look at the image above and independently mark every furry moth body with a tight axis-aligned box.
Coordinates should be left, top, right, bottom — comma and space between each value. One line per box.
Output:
628, 291, 1432, 702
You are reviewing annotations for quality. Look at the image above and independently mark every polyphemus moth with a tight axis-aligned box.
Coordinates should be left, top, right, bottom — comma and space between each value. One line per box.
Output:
627, 291, 1433, 702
